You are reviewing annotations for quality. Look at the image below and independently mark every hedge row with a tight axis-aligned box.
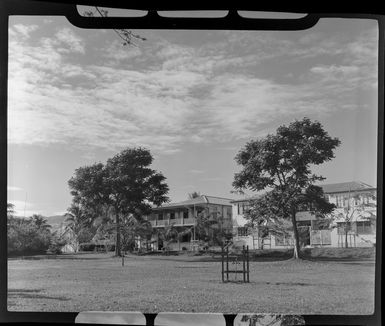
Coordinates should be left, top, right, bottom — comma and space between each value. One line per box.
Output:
79, 243, 115, 252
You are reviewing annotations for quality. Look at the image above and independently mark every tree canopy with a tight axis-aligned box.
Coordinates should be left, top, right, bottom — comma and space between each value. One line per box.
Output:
68, 147, 169, 256
233, 117, 340, 258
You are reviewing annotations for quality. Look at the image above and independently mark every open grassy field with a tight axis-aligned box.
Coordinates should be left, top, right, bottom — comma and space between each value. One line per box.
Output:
7, 252, 375, 314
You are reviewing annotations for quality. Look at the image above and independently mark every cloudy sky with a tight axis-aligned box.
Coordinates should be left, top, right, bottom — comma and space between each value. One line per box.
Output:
7, 13, 378, 217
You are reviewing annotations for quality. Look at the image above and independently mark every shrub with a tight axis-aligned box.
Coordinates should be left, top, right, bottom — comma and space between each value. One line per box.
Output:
79, 242, 96, 251
7, 218, 51, 255
47, 237, 67, 255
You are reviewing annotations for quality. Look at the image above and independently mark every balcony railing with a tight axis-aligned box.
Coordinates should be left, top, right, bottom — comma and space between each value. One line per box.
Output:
170, 218, 183, 225
156, 220, 169, 226
149, 220, 156, 227
149, 217, 196, 227
182, 217, 195, 225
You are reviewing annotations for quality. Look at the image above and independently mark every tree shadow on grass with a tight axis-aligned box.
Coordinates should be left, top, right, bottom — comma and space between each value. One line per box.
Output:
8, 253, 113, 261
300, 256, 376, 263
8, 289, 70, 301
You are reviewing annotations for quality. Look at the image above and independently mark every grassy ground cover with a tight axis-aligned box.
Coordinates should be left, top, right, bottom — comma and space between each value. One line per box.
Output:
8, 251, 375, 314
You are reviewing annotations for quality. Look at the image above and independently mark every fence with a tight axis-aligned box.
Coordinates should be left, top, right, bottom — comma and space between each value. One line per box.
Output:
310, 229, 332, 246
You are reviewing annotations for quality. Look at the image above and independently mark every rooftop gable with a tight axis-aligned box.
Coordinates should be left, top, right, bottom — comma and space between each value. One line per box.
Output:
230, 181, 376, 204
152, 195, 233, 209
320, 181, 375, 194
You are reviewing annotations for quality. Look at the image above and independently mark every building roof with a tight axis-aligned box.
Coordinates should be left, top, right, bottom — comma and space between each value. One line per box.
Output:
320, 181, 375, 194
152, 195, 233, 210
229, 181, 376, 204
230, 195, 260, 204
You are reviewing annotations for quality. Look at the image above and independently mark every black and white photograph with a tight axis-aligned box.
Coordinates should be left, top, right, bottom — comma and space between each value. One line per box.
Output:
5, 6, 379, 319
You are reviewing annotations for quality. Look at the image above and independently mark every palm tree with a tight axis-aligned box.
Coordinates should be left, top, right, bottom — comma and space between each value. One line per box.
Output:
120, 214, 153, 253
30, 214, 51, 231
155, 223, 179, 252
64, 204, 91, 252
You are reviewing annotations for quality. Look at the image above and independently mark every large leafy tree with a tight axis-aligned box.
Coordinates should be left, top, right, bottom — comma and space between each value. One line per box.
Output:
233, 118, 340, 259
68, 147, 169, 256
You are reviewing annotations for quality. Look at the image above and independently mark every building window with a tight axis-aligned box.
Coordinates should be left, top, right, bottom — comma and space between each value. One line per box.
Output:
275, 234, 291, 246
226, 207, 232, 219
238, 203, 243, 215
170, 212, 175, 219
337, 221, 351, 234
157, 213, 163, 220
356, 221, 371, 234
237, 227, 248, 236
183, 211, 188, 219
297, 221, 311, 227
243, 203, 250, 212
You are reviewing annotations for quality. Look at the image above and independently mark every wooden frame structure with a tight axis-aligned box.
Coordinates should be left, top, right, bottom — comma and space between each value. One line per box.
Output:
221, 244, 249, 283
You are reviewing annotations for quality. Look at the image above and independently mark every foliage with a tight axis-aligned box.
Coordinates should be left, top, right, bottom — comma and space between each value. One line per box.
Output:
79, 242, 96, 252
7, 202, 15, 218
188, 191, 201, 199
64, 203, 97, 252
82, 7, 146, 46
7, 216, 52, 255
47, 233, 67, 254
68, 147, 169, 256
29, 214, 52, 231
120, 215, 153, 252
155, 223, 179, 251
196, 209, 229, 247
233, 118, 340, 258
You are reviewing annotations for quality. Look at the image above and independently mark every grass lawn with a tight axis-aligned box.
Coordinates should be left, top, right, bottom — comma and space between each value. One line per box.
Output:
7, 252, 375, 314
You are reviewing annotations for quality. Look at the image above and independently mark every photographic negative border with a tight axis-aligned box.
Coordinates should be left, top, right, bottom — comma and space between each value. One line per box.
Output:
0, 1, 383, 325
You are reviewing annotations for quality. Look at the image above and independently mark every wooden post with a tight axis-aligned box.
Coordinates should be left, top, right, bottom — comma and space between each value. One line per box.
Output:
246, 246, 250, 283
221, 246, 224, 282
226, 246, 229, 282
242, 245, 245, 282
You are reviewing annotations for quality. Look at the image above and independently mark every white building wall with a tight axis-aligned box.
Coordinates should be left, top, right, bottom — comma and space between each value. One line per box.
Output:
232, 202, 249, 227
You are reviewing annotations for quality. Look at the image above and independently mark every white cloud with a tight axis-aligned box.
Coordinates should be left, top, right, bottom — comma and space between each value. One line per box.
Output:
11, 24, 38, 38
310, 65, 360, 76
102, 39, 142, 63
55, 27, 85, 53
7, 22, 378, 155
8, 200, 40, 217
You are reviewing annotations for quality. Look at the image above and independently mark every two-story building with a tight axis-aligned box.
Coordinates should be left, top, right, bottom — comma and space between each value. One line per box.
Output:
322, 181, 376, 247
231, 181, 377, 249
144, 195, 233, 251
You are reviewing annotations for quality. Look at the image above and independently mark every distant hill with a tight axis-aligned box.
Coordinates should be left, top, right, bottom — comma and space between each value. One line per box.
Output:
45, 214, 68, 232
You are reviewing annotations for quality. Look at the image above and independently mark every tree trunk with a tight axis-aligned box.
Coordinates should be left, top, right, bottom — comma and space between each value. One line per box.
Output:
115, 214, 121, 256
291, 210, 301, 259
345, 229, 349, 248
